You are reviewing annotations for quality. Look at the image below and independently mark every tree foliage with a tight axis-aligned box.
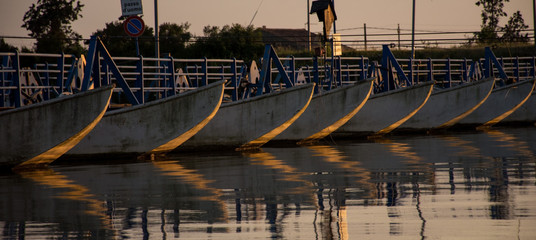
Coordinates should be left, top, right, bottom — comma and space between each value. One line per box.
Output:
22, 0, 84, 54
91, 21, 154, 57
0, 39, 18, 52
500, 11, 529, 43
472, 0, 529, 44
189, 24, 264, 63
159, 22, 192, 58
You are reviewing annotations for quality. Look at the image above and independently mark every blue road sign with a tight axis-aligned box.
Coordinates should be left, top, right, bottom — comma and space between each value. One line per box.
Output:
123, 16, 145, 37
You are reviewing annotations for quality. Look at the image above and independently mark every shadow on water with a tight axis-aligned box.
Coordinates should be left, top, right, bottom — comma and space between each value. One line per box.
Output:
1, 127, 536, 239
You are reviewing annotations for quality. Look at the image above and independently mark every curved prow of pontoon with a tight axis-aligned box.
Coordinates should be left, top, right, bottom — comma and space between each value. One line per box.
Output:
179, 83, 315, 151
67, 80, 226, 156
273, 78, 374, 144
398, 77, 496, 131
0, 85, 114, 169
334, 82, 434, 137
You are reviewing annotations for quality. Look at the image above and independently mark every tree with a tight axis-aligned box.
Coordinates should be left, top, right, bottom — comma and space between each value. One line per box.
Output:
0, 38, 18, 52
472, 0, 509, 44
21, 0, 84, 54
159, 22, 192, 58
91, 21, 154, 57
189, 24, 264, 63
500, 11, 529, 43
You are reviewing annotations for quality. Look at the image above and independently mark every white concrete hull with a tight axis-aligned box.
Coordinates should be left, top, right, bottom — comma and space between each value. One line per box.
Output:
273, 79, 373, 143
0, 85, 113, 168
180, 83, 315, 150
67, 81, 225, 155
398, 77, 496, 130
502, 78, 536, 124
457, 79, 536, 128
335, 82, 434, 136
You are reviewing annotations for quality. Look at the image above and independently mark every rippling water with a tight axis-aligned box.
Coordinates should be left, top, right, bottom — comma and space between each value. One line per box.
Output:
1, 127, 536, 239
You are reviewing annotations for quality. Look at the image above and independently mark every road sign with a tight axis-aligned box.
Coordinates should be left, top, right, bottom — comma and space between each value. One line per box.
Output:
121, 0, 143, 17
123, 16, 145, 37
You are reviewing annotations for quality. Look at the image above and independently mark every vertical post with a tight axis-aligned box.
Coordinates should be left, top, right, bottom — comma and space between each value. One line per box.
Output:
135, 37, 140, 56
533, 0, 536, 47
411, 0, 416, 59
397, 24, 401, 50
332, 0, 336, 33
307, 0, 311, 51
154, 0, 160, 59
14, 51, 21, 108
363, 23, 367, 51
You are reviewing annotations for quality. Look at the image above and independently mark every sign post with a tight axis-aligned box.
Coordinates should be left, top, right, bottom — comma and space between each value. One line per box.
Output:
123, 15, 145, 56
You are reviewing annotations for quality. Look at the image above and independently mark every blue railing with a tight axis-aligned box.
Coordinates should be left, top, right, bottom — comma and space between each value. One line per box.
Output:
2, 41, 535, 110
0, 52, 80, 108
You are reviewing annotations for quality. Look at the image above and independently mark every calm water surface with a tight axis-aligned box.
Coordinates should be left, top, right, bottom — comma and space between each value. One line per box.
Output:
1, 127, 536, 239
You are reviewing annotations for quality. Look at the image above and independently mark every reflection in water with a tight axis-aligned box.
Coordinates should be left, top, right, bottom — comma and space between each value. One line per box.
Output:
18, 168, 112, 226
152, 159, 228, 219
1, 127, 536, 239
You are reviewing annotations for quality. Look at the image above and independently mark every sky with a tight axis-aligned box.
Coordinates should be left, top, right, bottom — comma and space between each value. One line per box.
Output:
0, 0, 533, 49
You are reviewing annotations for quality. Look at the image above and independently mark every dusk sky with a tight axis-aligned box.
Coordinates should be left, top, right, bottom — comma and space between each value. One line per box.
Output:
0, 0, 533, 48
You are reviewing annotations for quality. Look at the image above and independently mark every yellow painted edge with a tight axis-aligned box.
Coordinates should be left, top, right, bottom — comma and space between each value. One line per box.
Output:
150, 84, 225, 153
436, 79, 495, 129
298, 80, 373, 144
375, 83, 435, 135
237, 85, 315, 150
14, 88, 113, 169
477, 79, 536, 129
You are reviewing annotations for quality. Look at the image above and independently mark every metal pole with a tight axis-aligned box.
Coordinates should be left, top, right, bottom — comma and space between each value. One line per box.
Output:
154, 0, 160, 58
411, 0, 416, 59
308, 0, 311, 51
332, 0, 336, 34
398, 24, 401, 50
533, 0, 536, 47
364, 23, 367, 51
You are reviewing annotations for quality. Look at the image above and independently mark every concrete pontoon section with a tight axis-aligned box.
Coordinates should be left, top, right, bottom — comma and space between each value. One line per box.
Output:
67, 80, 225, 156
180, 83, 315, 151
334, 82, 434, 137
273, 79, 373, 144
501, 78, 536, 124
0, 85, 114, 168
398, 77, 496, 131
456, 78, 536, 129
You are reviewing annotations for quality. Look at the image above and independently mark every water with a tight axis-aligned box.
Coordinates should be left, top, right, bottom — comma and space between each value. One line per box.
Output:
1, 127, 536, 239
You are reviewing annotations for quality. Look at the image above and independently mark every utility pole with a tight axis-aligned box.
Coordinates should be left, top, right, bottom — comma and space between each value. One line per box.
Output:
364, 23, 367, 51
533, 0, 535, 47
308, 0, 311, 51
154, 0, 160, 59
411, 0, 416, 59
398, 24, 401, 50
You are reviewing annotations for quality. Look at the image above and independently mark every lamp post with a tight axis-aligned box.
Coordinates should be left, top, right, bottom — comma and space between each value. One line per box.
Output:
411, 0, 416, 59
154, 0, 160, 59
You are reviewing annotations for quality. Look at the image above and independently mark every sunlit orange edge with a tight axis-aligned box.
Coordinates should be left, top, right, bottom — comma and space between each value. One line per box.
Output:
298, 80, 373, 144
151, 84, 225, 153
436, 79, 495, 129
375, 83, 434, 135
477, 79, 536, 130
237, 84, 315, 150
15, 88, 113, 169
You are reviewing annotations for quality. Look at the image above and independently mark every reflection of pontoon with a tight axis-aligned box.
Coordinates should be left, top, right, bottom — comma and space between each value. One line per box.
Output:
0, 85, 113, 169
